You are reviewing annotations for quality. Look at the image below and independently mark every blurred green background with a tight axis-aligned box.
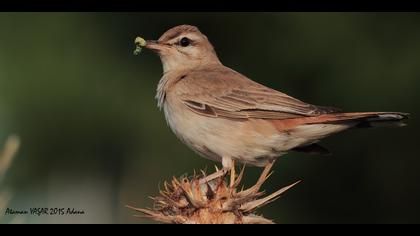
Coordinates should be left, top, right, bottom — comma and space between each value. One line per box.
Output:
0, 12, 419, 224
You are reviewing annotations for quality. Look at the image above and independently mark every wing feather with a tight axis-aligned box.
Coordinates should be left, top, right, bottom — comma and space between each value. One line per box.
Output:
175, 66, 340, 120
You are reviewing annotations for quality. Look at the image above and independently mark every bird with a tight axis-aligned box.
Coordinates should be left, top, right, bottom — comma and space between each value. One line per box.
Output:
141, 24, 409, 182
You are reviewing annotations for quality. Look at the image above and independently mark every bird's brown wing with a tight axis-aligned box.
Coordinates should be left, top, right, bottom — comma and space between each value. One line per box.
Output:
175, 66, 340, 120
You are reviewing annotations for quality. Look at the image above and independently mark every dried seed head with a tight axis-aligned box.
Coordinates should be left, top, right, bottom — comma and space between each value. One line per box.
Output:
128, 163, 300, 224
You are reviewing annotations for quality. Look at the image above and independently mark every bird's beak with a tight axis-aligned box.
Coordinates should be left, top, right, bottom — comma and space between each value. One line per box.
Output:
145, 40, 169, 53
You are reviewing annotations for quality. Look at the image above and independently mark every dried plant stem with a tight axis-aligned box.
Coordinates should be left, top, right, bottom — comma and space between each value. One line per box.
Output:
0, 135, 20, 182
0, 135, 21, 223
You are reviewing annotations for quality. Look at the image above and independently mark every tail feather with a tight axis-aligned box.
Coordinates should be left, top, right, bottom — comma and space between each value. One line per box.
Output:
270, 111, 409, 155
322, 112, 410, 128
271, 112, 409, 132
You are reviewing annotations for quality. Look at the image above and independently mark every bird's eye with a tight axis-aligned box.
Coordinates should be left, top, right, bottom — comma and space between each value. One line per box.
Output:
180, 37, 191, 47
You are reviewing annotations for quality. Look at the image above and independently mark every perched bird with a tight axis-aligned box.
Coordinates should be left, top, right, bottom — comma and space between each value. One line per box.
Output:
142, 25, 409, 181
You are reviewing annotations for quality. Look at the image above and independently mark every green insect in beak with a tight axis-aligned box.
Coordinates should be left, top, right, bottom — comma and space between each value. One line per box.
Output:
133, 37, 147, 56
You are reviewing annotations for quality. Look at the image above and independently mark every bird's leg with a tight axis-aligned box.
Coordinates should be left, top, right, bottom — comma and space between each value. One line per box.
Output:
199, 156, 233, 185
230, 160, 236, 188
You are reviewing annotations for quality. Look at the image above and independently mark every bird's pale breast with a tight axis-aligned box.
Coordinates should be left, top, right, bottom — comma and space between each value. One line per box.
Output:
162, 92, 300, 166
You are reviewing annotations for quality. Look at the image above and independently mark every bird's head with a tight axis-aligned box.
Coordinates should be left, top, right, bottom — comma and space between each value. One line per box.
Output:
145, 25, 221, 72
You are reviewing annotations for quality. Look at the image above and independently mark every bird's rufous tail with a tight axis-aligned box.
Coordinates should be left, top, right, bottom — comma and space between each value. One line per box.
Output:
309, 112, 409, 128
271, 112, 409, 131
277, 112, 409, 156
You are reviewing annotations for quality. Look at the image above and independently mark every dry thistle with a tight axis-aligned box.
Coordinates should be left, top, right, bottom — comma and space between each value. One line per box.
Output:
127, 162, 299, 224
